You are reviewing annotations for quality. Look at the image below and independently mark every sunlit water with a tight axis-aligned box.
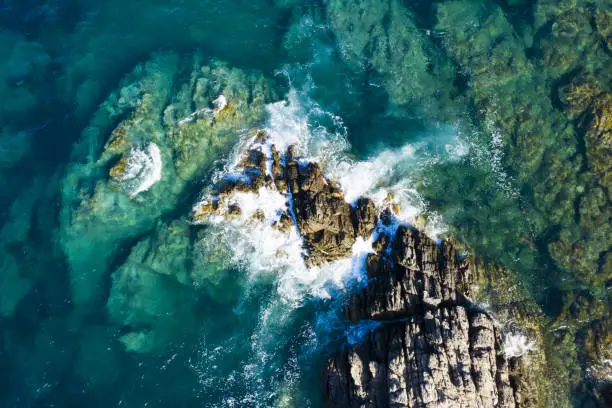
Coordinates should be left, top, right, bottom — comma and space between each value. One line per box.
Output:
1, 0, 610, 407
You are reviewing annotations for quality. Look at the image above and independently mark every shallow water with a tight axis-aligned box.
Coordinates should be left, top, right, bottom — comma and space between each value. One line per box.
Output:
1, 0, 610, 407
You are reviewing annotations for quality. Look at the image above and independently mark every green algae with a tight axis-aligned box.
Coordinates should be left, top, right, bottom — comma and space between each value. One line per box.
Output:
428, 0, 611, 401
467, 252, 571, 407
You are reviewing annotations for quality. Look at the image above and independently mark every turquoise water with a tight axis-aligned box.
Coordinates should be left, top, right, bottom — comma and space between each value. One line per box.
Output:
1, 0, 610, 406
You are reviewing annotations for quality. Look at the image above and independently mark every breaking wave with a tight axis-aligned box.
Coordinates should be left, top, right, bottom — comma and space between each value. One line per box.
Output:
190, 88, 500, 406
120, 143, 162, 197
196, 88, 473, 302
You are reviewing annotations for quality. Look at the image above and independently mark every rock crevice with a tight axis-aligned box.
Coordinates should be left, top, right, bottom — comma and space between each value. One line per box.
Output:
192, 135, 537, 408
325, 223, 530, 408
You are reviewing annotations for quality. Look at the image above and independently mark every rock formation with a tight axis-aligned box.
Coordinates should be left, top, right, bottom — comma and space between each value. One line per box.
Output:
194, 135, 542, 407
324, 223, 534, 408
194, 133, 377, 266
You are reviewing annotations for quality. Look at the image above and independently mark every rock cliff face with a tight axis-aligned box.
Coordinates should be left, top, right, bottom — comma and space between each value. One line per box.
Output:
194, 135, 537, 408
324, 224, 532, 408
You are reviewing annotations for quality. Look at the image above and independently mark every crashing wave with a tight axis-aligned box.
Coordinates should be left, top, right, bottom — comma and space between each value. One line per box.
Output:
503, 332, 536, 358
264, 90, 467, 234
194, 90, 474, 304
118, 143, 162, 198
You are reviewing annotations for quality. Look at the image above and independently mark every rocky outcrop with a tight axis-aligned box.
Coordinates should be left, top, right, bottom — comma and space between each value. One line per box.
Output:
323, 222, 531, 408
194, 135, 377, 266
195, 137, 540, 407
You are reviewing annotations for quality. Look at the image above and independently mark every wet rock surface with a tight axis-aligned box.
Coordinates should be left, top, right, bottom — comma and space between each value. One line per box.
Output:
324, 223, 533, 408
195, 135, 377, 266
196, 139, 539, 407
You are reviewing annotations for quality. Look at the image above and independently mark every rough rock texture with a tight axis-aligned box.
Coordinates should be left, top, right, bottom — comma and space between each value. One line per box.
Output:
195, 137, 378, 265
324, 223, 529, 408
195, 136, 538, 407
289, 160, 356, 265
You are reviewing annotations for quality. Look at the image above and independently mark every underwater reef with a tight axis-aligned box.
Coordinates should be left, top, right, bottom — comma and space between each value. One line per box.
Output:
60, 52, 278, 314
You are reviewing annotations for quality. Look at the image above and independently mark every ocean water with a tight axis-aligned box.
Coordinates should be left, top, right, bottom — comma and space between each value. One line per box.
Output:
1, 0, 610, 407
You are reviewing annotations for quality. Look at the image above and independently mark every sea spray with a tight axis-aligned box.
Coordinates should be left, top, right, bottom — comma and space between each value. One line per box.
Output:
189, 88, 502, 407
262, 89, 470, 238
119, 143, 163, 198
195, 88, 478, 305
503, 332, 536, 359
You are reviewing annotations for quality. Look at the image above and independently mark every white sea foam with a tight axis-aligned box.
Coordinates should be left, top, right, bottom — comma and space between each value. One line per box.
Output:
213, 94, 228, 115
196, 89, 473, 305
192, 90, 472, 406
120, 143, 162, 197
191, 89, 479, 407
588, 358, 612, 382
459, 116, 518, 200
262, 89, 469, 239
324, 128, 467, 238
503, 332, 536, 358
263, 89, 349, 161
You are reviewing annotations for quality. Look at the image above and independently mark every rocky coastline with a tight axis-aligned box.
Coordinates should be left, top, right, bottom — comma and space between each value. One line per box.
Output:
194, 134, 549, 407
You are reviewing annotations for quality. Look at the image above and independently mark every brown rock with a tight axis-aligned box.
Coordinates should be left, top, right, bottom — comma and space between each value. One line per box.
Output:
352, 197, 378, 238
324, 227, 527, 408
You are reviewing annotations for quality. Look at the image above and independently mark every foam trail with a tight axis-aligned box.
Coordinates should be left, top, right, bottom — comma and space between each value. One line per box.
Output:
120, 143, 162, 197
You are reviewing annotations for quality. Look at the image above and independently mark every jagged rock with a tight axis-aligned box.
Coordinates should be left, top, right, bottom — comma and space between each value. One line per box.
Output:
353, 197, 377, 239
292, 161, 355, 265
324, 226, 531, 408
194, 137, 542, 407
195, 141, 379, 266
272, 211, 294, 232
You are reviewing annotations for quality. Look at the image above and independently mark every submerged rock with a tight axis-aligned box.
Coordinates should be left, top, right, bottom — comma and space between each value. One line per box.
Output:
324, 0, 458, 118
60, 52, 278, 311
105, 217, 239, 353
433, 3, 611, 400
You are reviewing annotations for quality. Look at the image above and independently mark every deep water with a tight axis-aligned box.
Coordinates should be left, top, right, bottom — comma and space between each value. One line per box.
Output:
1, 0, 610, 407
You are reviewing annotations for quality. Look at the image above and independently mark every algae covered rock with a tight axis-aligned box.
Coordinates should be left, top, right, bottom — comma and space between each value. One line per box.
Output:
468, 254, 568, 407
595, 6, 612, 51
433, 0, 609, 297
544, 78, 612, 293
60, 51, 278, 310
105, 217, 242, 353
324, 0, 458, 118
105, 218, 199, 353
562, 78, 612, 187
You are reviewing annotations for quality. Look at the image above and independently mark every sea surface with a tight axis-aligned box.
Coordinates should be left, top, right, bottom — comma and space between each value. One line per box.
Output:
0, 0, 610, 407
